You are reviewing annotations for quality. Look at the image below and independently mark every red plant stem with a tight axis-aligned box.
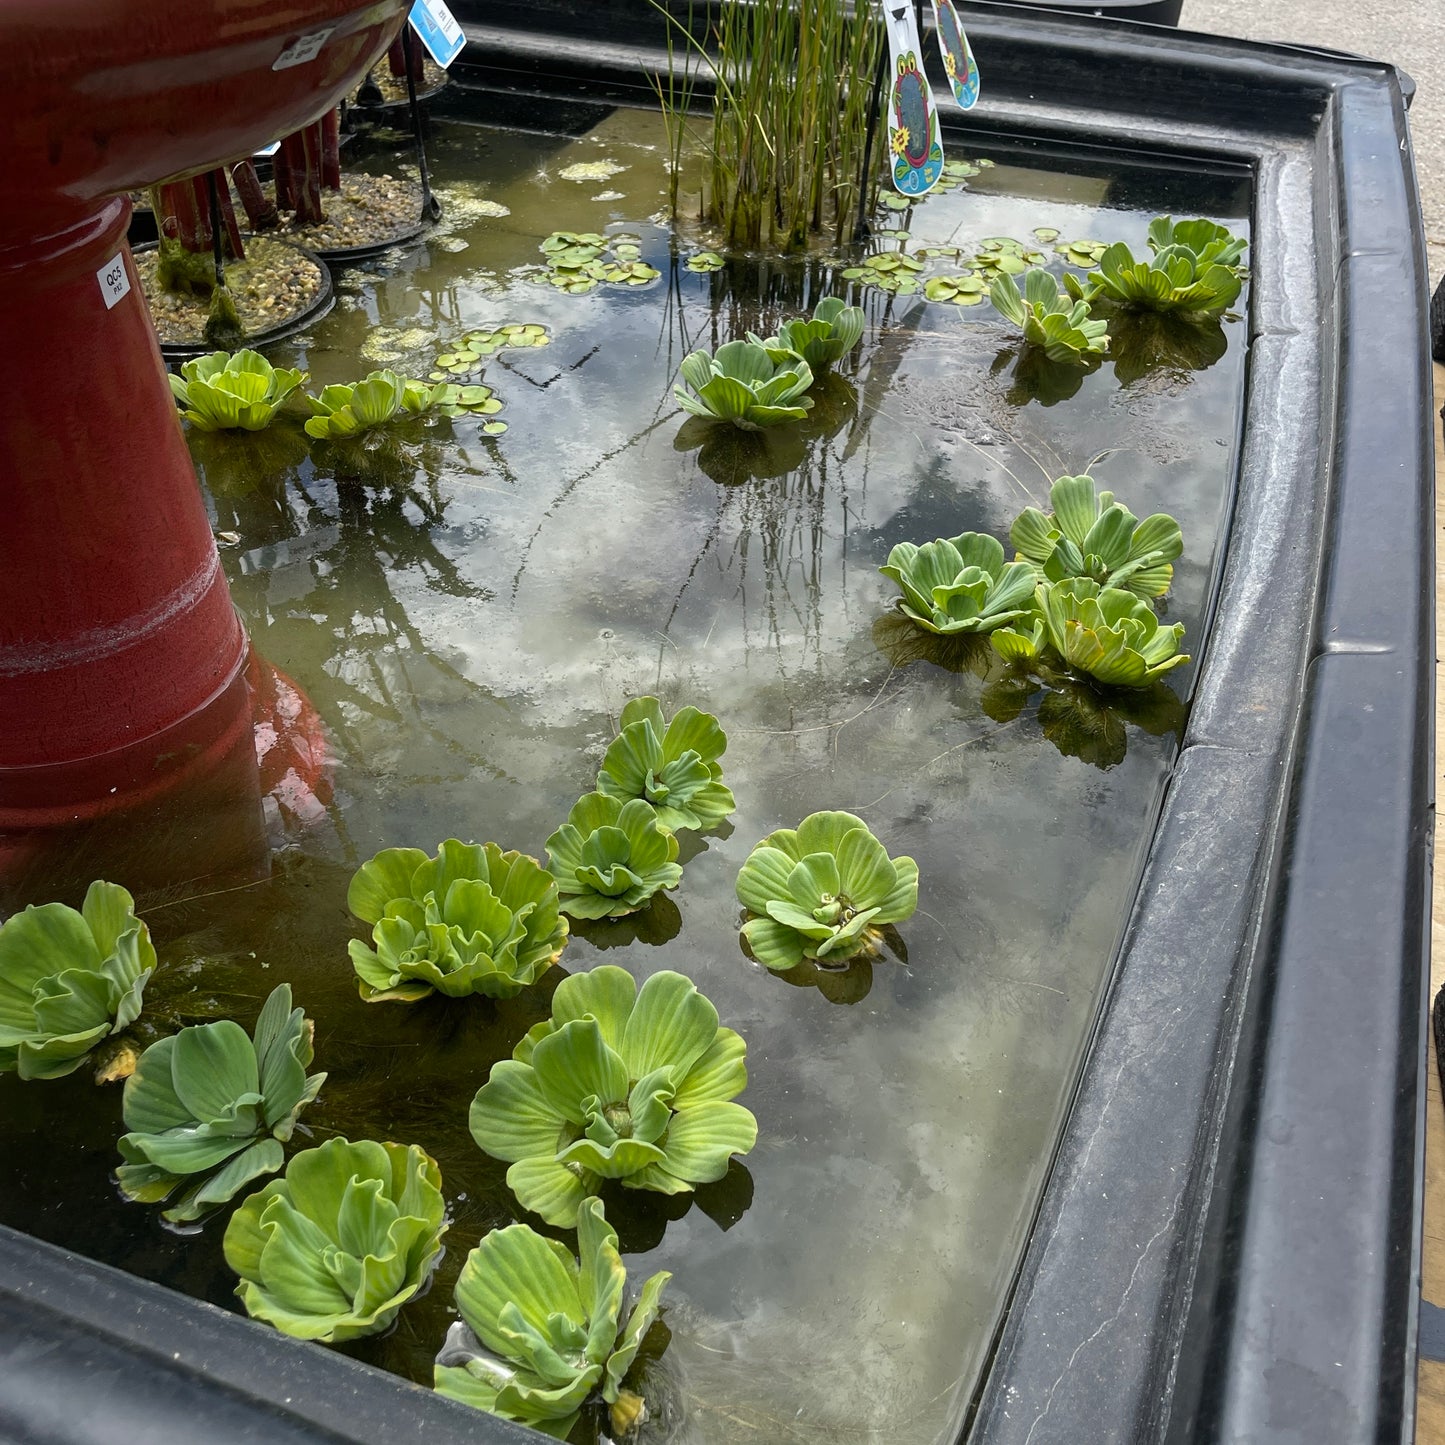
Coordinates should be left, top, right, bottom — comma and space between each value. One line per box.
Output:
230, 159, 278, 230
321, 108, 341, 193
278, 121, 325, 226
155, 178, 209, 252
210, 169, 245, 259
387, 33, 423, 81
273, 142, 294, 212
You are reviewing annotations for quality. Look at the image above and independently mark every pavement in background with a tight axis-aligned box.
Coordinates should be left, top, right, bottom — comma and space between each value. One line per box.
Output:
1183, 0, 1445, 285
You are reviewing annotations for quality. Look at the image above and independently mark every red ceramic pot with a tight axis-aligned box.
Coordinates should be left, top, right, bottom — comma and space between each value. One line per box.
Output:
0, 1, 406, 866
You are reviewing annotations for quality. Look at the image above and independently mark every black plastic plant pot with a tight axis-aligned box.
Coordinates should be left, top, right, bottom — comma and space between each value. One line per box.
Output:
0, 6, 1432, 1444
131, 239, 335, 359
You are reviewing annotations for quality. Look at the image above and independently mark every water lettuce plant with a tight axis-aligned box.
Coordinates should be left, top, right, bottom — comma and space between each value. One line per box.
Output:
761, 297, 865, 374
223, 1136, 447, 1342
990, 578, 1190, 688
115, 984, 325, 1222
0, 881, 154, 1080
736, 811, 919, 971
435, 1196, 669, 1439
347, 839, 568, 1002
169, 350, 308, 431
880, 531, 1037, 636
304, 370, 501, 440
1069, 216, 1247, 316
673, 340, 814, 429
990, 269, 1109, 365
1010, 475, 1183, 600
596, 697, 735, 833
469, 966, 757, 1226
545, 795, 683, 919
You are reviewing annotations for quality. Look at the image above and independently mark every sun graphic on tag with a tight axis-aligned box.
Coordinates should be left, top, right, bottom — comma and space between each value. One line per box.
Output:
889, 52, 943, 196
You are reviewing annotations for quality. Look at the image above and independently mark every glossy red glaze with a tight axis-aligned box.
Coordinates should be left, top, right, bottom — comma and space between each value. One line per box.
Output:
0, 0, 404, 851
4, 0, 409, 232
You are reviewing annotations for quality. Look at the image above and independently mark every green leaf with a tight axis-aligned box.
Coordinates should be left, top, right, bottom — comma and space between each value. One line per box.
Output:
531, 1018, 630, 1122
656, 1101, 758, 1184
744, 914, 816, 970
470, 1059, 567, 1162
604, 1266, 671, 1402
170, 1020, 260, 1122
671, 1028, 748, 1108
620, 971, 719, 1083
163, 1138, 284, 1223
547, 966, 636, 1055
0, 883, 153, 1079
506, 1156, 592, 1228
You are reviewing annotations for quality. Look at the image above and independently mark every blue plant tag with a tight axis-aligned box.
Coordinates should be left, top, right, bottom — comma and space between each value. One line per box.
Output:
408, 0, 465, 68
884, 2, 944, 196
932, 0, 980, 109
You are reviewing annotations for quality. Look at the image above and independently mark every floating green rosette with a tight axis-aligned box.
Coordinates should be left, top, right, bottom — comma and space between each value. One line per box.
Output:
347, 838, 568, 1002
545, 795, 683, 920
1009, 474, 1183, 601
468, 966, 757, 1226
435, 1196, 670, 1440
0, 880, 154, 1080
736, 810, 919, 972
116, 983, 325, 1222
223, 1137, 447, 1343
990, 578, 1190, 688
596, 697, 735, 833
168, 349, 308, 431
880, 530, 1038, 636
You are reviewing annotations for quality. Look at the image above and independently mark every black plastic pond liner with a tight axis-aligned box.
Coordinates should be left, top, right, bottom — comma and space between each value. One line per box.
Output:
0, 6, 1432, 1442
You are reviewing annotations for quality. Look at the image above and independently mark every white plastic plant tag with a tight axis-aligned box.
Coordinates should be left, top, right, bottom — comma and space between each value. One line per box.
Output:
883, 2, 943, 196
272, 28, 334, 71
409, 0, 465, 68
96, 253, 131, 310
254, 142, 281, 158
931, 0, 980, 109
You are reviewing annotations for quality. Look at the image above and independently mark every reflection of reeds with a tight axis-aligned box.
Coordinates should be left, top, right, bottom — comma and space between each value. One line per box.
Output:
655, 0, 882, 251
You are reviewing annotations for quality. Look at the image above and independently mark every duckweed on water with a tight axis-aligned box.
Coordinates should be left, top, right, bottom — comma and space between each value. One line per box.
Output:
527, 231, 661, 293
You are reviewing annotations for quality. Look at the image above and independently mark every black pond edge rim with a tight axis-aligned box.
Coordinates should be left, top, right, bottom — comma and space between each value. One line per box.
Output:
132, 239, 335, 359
0, 10, 1432, 1445
302, 210, 431, 263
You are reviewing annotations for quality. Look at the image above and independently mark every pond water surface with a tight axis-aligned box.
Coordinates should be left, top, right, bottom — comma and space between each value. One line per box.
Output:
0, 105, 1249, 1445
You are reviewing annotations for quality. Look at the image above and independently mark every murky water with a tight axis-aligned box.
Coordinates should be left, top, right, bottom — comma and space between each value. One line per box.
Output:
0, 106, 1248, 1444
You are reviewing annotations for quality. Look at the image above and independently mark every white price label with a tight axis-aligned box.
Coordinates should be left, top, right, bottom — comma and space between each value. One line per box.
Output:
409, 0, 465, 68
272, 28, 334, 71
96, 253, 131, 310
